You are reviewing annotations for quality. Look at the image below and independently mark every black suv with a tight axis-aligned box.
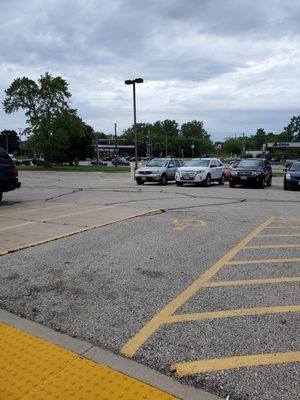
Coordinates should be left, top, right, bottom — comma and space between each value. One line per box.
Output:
230, 158, 272, 189
0, 147, 21, 202
284, 161, 300, 190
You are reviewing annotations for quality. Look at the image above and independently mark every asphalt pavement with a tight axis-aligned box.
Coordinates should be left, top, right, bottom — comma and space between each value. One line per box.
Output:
0, 171, 299, 400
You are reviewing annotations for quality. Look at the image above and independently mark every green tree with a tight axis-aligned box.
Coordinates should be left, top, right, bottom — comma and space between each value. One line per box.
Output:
281, 116, 300, 141
252, 128, 266, 149
3, 72, 71, 166
49, 109, 94, 164
180, 120, 209, 139
152, 120, 179, 137
0, 130, 20, 153
222, 137, 243, 155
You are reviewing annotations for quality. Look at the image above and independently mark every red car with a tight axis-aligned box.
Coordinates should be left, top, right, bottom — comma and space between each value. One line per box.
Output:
225, 160, 240, 181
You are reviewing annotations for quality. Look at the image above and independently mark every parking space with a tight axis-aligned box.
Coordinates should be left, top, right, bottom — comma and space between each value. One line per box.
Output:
0, 171, 299, 400
0, 201, 158, 255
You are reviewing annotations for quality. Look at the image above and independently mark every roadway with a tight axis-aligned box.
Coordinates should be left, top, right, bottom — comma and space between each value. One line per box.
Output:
0, 170, 299, 400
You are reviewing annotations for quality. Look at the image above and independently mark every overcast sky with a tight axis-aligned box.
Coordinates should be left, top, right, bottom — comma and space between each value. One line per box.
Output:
1, 0, 299, 140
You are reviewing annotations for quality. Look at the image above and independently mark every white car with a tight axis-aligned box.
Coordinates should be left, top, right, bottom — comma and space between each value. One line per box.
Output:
175, 158, 226, 186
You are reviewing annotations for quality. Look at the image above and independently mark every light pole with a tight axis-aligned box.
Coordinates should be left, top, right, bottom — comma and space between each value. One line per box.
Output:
18, 128, 23, 162
125, 78, 143, 169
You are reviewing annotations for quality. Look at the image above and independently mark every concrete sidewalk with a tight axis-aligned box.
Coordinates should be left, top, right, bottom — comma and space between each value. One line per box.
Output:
0, 309, 221, 400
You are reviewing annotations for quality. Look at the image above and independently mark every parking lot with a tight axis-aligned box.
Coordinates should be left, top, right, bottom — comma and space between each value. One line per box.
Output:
0, 170, 299, 400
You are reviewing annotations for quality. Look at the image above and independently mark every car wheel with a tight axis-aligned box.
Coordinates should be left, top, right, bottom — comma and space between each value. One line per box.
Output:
136, 179, 144, 185
204, 174, 211, 187
266, 177, 272, 186
159, 173, 168, 185
176, 181, 183, 186
258, 177, 265, 189
218, 174, 225, 185
284, 183, 289, 190
229, 181, 235, 188
0, 190, 2, 202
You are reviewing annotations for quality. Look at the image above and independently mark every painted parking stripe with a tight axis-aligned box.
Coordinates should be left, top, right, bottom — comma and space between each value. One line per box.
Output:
121, 217, 276, 358
165, 305, 300, 323
258, 233, 300, 237
121, 216, 300, 377
244, 244, 300, 249
203, 276, 300, 287
226, 258, 300, 265
171, 352, 300, 377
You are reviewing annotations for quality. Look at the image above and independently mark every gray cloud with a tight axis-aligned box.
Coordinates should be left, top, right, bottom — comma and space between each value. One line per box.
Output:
1, 0, 299, 138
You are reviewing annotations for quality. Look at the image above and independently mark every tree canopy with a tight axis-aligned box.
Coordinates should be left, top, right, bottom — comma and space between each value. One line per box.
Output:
0, 130, 20, 153
3, 72, 71, 165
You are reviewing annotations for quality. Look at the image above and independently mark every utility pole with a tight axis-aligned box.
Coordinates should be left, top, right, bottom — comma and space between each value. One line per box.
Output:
125, 78, 143, 169
18, 128, 23, 162
5, 132, 9, 153
96, 135, 99, 165
165, 131, 168, 157
242, 133, 245, 157
114, 123, 117, 156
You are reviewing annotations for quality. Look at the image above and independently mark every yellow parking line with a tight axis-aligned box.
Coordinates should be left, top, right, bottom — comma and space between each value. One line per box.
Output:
171, 351, 300, 377
37, 205, 115, 222
0, 203, 67, 218
275, 217, 300, 220
165, 305, 300, 323
0, 205, 115, 232
121, 217, 275, 358
271, 227, 300, 230
244, 244, 300, 249
227, 258, 300, 265
204, 276, 300, 287
258, 233, 300, 237
226, 258, 300, 265
0, 221, 36, 232
257, 233, 300, 237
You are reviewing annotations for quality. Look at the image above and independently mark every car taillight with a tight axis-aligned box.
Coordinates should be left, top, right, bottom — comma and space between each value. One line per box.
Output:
13, 166, 18, 177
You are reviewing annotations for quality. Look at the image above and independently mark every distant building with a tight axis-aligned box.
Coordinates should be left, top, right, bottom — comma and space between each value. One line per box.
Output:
246, 150, 269, 158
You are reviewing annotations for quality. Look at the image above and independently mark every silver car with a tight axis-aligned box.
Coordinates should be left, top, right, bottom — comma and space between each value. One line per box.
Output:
134, 158, 182, 185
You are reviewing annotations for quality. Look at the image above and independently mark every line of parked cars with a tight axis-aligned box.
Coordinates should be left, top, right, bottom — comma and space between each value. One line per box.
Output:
134, 156, 300, 190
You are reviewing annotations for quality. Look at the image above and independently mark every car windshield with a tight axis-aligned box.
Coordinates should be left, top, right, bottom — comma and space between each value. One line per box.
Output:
289, 162, 300, 171
238, 160, 264, 168
184, 159, 210, 167
146, 159, 167, 167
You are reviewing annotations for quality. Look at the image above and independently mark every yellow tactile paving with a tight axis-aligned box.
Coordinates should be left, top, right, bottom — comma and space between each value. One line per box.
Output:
0, 323, 178, 400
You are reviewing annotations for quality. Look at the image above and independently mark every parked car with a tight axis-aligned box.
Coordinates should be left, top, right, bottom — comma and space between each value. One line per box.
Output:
176, 158, 225, 186
225, 160, 239, 181
8, 154, 17, 164
230, 158, 272, 188
134, 157, 182, 185
284, 161, 300, 190
90, 160, 108, 166
124, 156, 135, 162
0, 147, 21, 202
112, 157, 130, 166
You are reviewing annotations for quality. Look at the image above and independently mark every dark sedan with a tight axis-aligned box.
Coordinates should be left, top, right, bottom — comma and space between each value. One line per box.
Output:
284, 162, 300, 190
90, 160, 108, 166
230, 158, 272, 189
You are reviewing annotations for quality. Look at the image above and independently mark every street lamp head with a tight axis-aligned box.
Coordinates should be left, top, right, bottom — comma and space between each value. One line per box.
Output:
125, 78, 144, 85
